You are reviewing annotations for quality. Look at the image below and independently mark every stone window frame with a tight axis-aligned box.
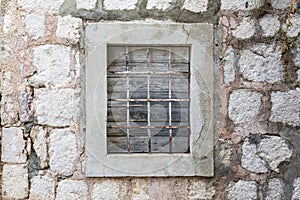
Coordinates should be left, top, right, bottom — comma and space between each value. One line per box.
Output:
85, 22, 214, 177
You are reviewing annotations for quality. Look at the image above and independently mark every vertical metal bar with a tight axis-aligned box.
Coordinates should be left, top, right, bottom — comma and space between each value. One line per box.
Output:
126, 46, 130, 153
147, 47, 151, 153
168, 47, 172, 153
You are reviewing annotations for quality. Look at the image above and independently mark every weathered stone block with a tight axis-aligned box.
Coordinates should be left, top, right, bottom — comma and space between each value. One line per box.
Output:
270, 89, 300, 126
146, 0, 173, 10
56, 15, 82, 44
31, 126, 48, 168
188, 179, 215, 199
92, 180, 121, 199
227, 180, 257, 200
287, 14, 300, 38
23, 13, 45, 40
103, 0, 138, 10
223, 46, 236, 84
35, 88, 75, 126
221, 0, 263, 10
76, 0, 97, 10
265, 178, 284, 200
228, 90, 262, 124
29, 175, 55, 200
182, 0, 208, 13
271, 0, 295, 9
49, 129, 77, 176
232, 17, 256, 39
18, 0, 64, 14
29, 45, 71, 86
2, 164, 29, 199
1, 127, 27, 163
292, 178, 300, 200
259, 14, 280, 37
56, 180, 89, 200
239, 43, 284, 83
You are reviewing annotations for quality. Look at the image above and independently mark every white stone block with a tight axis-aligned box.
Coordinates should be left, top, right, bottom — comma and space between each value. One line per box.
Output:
292, 178, 300, 200
259, 14, 280, 37
56, 15, 82, 44
146, 0, 173, 10
29, 175, 55, 200
227, 180, 257, 200
76, 0, 97, 10
232, 17, 256, 39
29, 44, 71, 86
49, 129, 77, 176
228, 90, 262, 124
18, 0, 64, 14
183, 0, 208, 13
223, 46, 236, 84
221, 0, 263, 10
35, 88, 76, 127
24, 13, 45, 40
92, 180, 121, 199
1, 127, 27, 163
56, 180, 89, 200
287, 14, 300, 38
103, 0, 138, 10
31, 126, 48, 168
271, 0, 295, 9
265, 178, 284, 200
2, 164, 29, 199
270, 89, 300, 126
258, 136, 292, 172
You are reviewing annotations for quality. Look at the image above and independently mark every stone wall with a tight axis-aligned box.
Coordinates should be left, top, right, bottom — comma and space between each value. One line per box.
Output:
0, 0, 299, 199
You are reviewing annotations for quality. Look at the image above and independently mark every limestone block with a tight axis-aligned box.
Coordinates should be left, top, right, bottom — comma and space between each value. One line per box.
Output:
228, 90, 262, 124
271, 0, 296, 9
265, 178, 284, 200
232, 17, 256, 39
227, 180, 257, 200
29, 175, 55, 200
76, 0, 97, 10
292, 178, 300, 200
221, 0, 263, 10
2, 164, 29, 199
29, 44, 71, 86
182, 0, 208, 13
146, 0, 173, 10
35, 88, 75, 127
1, 127, 27, 163
18, 0, 64, 14
49, 129, 77, 176
287, 14, 300, 38
23, 13, 45, 40
56, 15, 82, 44
31, 126, 48, 168
92, 180, 121, 199
56, 180, 89, 200
257, 136, 292, 172
270, 89, 300, 126
259, 14, 280, 37
223, 46, 236, 84
103, 0, 138, 10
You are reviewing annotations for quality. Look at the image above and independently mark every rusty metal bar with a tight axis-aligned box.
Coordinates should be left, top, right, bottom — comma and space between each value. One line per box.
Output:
146, 46, 151, 152
125, 46, 130, 153
168, 47, 172, 153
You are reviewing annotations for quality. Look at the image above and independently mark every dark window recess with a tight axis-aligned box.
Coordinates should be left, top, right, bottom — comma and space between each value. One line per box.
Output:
107, 45, 190, 154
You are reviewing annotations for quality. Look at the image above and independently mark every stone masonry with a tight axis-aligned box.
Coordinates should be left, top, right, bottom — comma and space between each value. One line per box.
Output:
0, 0, 299, 199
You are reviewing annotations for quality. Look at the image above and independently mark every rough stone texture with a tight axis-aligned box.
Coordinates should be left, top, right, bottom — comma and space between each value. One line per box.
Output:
188, 180, 215, 199
232, 17, 256, 39
241, 139, 268, 173
265, 178, 284, 200
2, 164, 29, 199
287, 14, 300, 38
92, 180, 121, 199
270, 89, 300, 126
35, 88, 76, 127
297, 70, 300, 82
17, 0, 64, 14
103, 0, 138, 10
293, 45, 300, 67
29, 45, 71, 86
56, 180, 89, 200
257, 136, 293, 172
223, 46, 236, 84
23, 13, 45, 40
221, 0, 263, 10
271, 0, 294, 9
146, 0, 173, 10
49, 129, 77, 176
29, 175, 55, 200
76, 0, 97, 10
292, 178, 300, 200
56, 15, 82, 44
131, 179, 150, 200
18, 92, 30, 122
1, 127, 27, 163
228, 90, 262, 124
259, 14, 280, 37
239, 43, 284, 83
227, 180, 257, 200
182, 0, 208, 13
31, 126, 48, 169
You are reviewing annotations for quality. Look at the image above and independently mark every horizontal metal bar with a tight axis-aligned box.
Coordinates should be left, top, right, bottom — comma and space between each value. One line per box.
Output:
109, 98, 190, 102
109, 125, 190, 129
108, 71, 190, 75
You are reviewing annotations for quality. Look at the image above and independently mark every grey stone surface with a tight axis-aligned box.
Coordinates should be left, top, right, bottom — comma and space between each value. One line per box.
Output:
292, 178, 300, 200
103, 0, 138, 10
29, 175, 55, 200
182, 0, 208, 13
2, 164, 29, 199
227, 180, 257, 200
92, 180, 121, 199
287, 14, 300, 38
29, 45, 71, 86
293, 45, 300, 67
35, 88, 76, 127
188, 179, 215, 199
228, 90, 262, 124
258, 136, 292, 172
56, 180, 89, 200
265, 178, 284, 200
17, 0, 64, 14
56, 15, 82, 44
49, 129, 77, 176
239, 43, 284, 83
241, 139, 268, 173
232, 17, 256, 39
271, 0, 294, 9
221, 0, 263, 10
223, 46, 236, 84
297, 70, 300, 82
259, 14, 280, 37
270, 89, 300, 126
76, 0, 97, 10
23, 13, 45, 40
31, 126, 48, 169
1, 127, 27, 163
146, 0, 173, 10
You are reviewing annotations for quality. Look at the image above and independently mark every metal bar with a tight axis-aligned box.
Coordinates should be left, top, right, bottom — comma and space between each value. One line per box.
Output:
168, 47, 172, 153
109, 125, 190, 129
110, 98, 190, 102
125, 46, 130, 153
108, 71, 190, 75
147, 46, 151, 152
